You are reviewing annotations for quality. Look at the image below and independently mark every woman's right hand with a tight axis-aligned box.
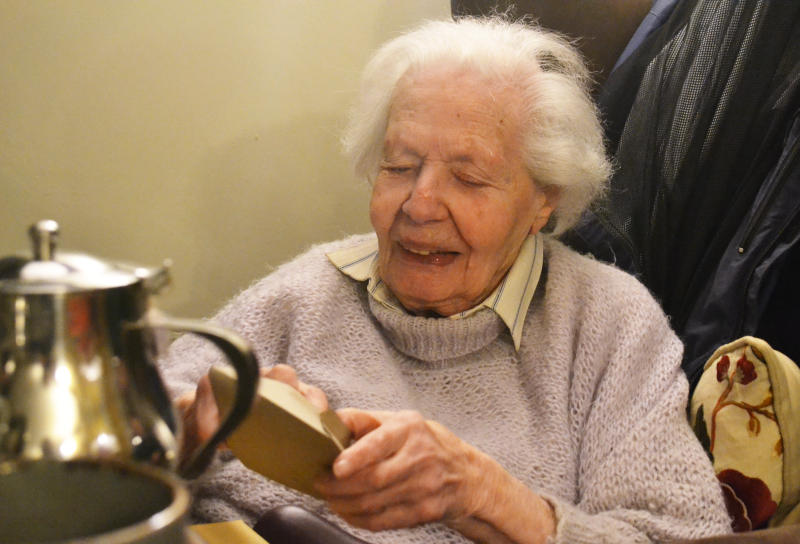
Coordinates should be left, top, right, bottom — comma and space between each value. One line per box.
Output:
175, 364, 330, 463
176, 374, 220, 464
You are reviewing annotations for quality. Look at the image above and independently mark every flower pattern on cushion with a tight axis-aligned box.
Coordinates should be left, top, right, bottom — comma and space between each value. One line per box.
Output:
709, 352, 779, 456
691, 343, 782, 532
718, 469, 777, 532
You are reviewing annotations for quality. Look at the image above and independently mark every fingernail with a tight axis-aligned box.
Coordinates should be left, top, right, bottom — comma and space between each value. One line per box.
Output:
333, 458, 350, 477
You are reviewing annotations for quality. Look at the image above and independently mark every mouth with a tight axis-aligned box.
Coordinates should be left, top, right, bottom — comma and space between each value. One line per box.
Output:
397, 243, 459, 265
405, 248, 442, 256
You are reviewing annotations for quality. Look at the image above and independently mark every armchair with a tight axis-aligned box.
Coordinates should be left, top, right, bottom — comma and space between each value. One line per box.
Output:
253, 505, 370, 544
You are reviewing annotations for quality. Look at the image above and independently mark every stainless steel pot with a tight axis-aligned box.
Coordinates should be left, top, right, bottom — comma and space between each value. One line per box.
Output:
0, 459, 192, 543
0, 220, 258, 478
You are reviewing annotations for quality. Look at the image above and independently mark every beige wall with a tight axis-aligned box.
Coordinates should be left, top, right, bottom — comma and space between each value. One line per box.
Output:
0, 1, 451, 318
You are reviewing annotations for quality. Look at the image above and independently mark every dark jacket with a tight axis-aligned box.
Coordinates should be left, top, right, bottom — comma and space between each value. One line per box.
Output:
564, 0, 800, 389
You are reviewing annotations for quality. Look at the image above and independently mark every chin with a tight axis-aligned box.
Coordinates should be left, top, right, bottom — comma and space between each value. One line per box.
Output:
396, 292, 465, 317
394, 291, 443, 315
385, 275, 466, 316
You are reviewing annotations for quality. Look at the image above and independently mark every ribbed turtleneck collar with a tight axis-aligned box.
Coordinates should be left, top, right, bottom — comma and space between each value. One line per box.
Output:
367, 296, 506, 362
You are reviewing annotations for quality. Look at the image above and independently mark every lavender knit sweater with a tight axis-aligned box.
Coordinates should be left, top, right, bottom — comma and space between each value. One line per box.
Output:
160, 234, 731, 543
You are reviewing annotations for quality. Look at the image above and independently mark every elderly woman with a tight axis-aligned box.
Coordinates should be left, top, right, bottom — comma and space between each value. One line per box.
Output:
162, 17, 732, 544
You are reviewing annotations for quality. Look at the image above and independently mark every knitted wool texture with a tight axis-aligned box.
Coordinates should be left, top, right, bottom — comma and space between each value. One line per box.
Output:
160, 234, 732, 543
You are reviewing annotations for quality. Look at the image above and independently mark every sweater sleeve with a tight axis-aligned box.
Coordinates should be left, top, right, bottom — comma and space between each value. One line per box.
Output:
157, 237, 347, 399
155, 243, 341, 526
545, 267, 732, 542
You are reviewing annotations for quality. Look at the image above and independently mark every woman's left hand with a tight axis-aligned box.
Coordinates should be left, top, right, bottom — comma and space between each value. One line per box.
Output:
314, 408, 492, 531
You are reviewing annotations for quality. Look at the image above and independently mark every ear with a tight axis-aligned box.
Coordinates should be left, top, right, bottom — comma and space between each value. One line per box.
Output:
530, 185, 561, 234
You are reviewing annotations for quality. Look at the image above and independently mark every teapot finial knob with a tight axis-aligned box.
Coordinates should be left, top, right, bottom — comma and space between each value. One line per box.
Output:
28, 219, 60, 261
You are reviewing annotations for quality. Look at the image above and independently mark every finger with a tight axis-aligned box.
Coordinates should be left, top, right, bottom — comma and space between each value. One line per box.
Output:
194, 374, 220, 442
262, 364, 300, 390
298, 382, 329, 411
336, 408, 385, 438
336, 408, 408, 439
175, 390, 196, 413
320, 433, 460, 501
333, 410, 422, 479
318, 436, 423, 498
336, 497, 448, 531
323, 463, 451, 510
179, 375, 222, 464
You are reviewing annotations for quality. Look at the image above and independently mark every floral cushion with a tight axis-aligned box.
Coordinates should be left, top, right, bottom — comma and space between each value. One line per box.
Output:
690, 336, 800, 532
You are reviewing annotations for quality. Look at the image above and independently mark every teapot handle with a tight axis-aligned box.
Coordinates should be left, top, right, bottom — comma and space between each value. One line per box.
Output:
148, 316, 259, 479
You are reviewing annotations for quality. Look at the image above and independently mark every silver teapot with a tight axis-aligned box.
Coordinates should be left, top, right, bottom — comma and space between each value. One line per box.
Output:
0, 220, 258, 479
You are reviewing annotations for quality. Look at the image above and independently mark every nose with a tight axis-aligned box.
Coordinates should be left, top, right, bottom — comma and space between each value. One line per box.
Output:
401, 163, 448, 223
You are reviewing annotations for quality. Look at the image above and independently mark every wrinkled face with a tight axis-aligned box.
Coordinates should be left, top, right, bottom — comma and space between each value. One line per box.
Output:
370, 67, 557, 316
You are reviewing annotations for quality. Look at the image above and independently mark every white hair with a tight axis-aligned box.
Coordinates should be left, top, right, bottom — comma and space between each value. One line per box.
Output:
342, 16, 612, 234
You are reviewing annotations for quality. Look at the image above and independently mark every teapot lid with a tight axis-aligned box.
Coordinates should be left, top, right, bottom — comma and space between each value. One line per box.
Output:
0, 220, 170, 294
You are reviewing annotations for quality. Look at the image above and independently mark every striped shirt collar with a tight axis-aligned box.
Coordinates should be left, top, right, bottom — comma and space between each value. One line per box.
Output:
326, 233, 544, 351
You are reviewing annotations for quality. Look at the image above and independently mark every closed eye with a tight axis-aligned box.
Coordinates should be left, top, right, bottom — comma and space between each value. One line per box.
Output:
454, 173, 488, 188
380, 162, 416, 175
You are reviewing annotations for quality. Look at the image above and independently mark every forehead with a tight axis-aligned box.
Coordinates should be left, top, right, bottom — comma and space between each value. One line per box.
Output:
386, 66, 523, 162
